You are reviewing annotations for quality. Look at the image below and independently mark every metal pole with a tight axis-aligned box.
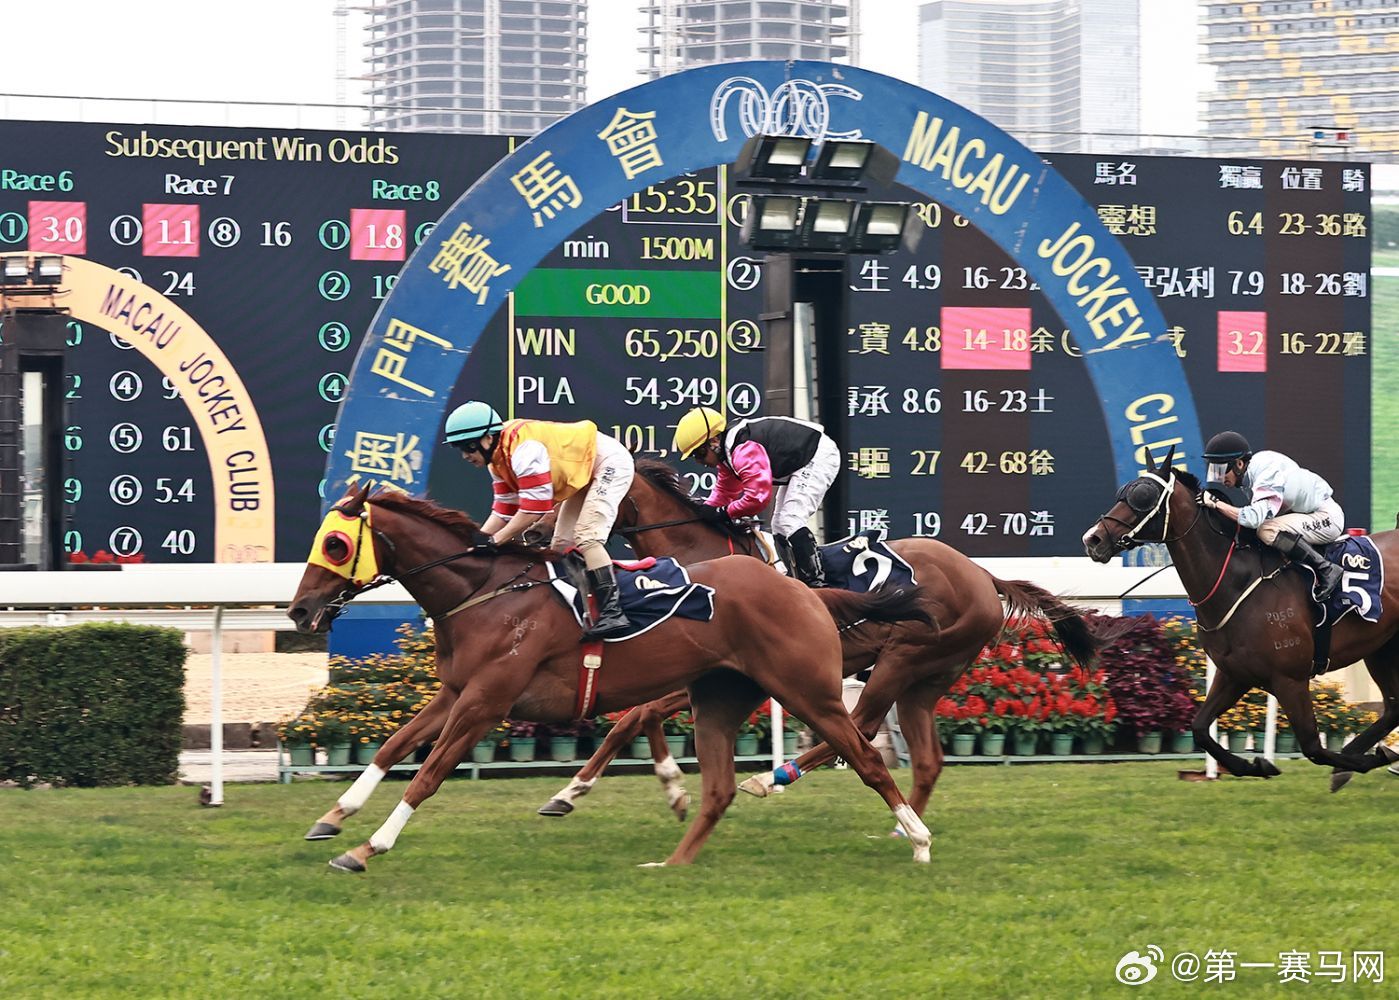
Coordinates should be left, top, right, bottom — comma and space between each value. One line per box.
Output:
209, 605, 224, 806
1205, 656, 1218, 780
1264, 693, 1278, 761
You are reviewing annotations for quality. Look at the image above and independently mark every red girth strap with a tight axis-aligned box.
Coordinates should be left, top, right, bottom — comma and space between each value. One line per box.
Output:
575, 641, 604, 717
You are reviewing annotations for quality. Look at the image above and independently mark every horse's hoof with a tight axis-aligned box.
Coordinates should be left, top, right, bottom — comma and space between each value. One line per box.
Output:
669, 791, 690, 822
738, 774, 773, 798
537, 799, 574, 817
328, 852, 366, 873
1253, 756, 1281, 778
304, 822, 342, 841
912, 844, 931, 864
1330, 770, 1355, 793
1378, 745, 1399, 764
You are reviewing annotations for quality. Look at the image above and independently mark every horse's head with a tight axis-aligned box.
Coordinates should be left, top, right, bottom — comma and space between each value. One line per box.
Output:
288, 482, 382, 633
623, 459, 754, 559
1081, 447, 1188, 563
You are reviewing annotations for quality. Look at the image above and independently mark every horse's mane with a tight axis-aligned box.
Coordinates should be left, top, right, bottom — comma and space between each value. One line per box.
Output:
633, 459, 751, 542
368, 491, 559, 560
1170, 467, 1201, 492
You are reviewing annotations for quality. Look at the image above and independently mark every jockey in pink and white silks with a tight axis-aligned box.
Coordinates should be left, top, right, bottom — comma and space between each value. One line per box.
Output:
1197, 429, 1346, 601
672, 407, 841, 587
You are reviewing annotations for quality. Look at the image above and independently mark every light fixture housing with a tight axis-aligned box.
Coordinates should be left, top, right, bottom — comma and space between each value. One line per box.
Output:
809, 139, 900, 184
733, 134, 814, 180
739, 194, 805, 251
850, 202, 921, 254
1, 256, 32, 285
33, 256, 63, 284
798, 199, 857, 252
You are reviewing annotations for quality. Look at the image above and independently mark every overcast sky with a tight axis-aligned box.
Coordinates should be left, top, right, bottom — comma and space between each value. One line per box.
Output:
0, 0, 1205, 134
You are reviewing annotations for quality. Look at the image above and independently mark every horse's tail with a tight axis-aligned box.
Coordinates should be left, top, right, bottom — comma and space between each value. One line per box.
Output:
988, 576, 1126, 670
813, 585, 936, 632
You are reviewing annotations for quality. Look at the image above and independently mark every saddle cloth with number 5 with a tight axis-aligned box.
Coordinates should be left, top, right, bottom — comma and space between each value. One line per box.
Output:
1317, 534, 1384, 626
816, 530, 917, 594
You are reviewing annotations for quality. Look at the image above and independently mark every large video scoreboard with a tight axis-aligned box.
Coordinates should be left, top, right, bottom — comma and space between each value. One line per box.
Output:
0, 120, 1371, 562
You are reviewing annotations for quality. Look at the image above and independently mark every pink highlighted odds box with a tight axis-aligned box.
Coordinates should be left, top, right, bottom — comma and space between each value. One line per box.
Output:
142, 203, 201, 257
1217, 311, 1267, 373
28, 201, 87, 254
350, 208, 408, 261
940, 307, 1032, 371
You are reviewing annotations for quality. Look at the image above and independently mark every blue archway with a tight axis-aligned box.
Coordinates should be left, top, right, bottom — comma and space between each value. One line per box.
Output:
325, 60, 1199, 502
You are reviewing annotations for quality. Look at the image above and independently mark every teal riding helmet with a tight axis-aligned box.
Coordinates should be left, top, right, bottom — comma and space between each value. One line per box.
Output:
443, 401, 504, 446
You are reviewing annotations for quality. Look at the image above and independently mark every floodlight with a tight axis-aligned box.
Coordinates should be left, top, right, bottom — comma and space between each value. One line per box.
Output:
33, 256, 63, 284
850, 202, 920, 254
734, 134, 813, 180
798, 199, 857, 252
739, 194, 805, 251
810, 140, 900, 184
1, 257, 31, 285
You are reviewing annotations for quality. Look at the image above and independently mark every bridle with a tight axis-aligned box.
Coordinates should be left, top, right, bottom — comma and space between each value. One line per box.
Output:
321, 500, 547, 622
613, 495, 757, 557
1094, 470, 1201, 550
1094, 473, 1276, 629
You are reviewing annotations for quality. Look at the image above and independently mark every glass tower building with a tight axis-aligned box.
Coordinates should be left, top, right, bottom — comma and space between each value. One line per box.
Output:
363, 0, 587, 134
918, 0, 1141, 153
1201, 0, 1399, 158
640, 0, 859, 78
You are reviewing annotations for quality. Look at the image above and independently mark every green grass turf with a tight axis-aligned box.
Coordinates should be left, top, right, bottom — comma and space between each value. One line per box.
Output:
1, 764, 1395, 998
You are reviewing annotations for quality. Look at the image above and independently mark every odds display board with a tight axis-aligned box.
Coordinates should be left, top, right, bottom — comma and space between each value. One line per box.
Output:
0, 63, 1371, 562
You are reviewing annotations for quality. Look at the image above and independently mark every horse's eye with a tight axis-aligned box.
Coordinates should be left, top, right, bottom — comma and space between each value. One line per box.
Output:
322, 531, 352, 566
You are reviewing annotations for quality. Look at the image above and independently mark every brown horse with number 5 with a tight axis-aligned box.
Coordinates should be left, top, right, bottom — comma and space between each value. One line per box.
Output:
1082, 447, 1399, 788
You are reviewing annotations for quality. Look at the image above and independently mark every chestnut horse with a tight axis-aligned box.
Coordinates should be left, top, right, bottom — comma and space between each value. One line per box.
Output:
1081, 448, 1399, 787
288, 485, 938, 871
535, 458, 1109, 820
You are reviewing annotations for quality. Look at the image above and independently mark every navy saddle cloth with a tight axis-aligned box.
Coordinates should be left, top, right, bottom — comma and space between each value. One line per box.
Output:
1315, 534, 1384, 626
817, 530, 918, 594
549, 556, 715, 642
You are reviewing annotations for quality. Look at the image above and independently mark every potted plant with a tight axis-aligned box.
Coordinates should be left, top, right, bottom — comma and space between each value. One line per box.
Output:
664, 710, 693, 759
277, 713, 317, 767
505, 719, 538, 761
782, 712, 807, 756
978, 699, 1010, 756
348, 712, 390, 766
471, 719, 509, 764
316, 712, 353, 766
736, 709, 767, 756
1092, 613, 1197, 754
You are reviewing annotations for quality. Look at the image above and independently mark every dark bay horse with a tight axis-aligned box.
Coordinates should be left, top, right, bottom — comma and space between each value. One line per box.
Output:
1081, 448, 1399, 787
536, 458, 1108, 819
288, 485, 939, 870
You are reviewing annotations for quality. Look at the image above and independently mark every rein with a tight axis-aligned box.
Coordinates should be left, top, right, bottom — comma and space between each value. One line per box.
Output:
1096, 480, 1278, 632
615, 496, 747, 555
331, 501, 552, 621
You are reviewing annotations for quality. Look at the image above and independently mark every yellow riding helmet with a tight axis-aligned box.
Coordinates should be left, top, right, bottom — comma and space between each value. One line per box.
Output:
673, 407, 726, 460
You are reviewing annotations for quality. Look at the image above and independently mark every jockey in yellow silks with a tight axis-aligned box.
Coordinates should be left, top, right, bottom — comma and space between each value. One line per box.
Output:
444, 401, 634, 639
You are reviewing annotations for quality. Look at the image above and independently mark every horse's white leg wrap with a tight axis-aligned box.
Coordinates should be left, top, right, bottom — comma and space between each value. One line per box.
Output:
550, 775, 597, 804
337, 764, 386, 816
894, 804, 931, 863
368, 800, 415, 854
738, 772, 775, 797
654, 756, 686, 809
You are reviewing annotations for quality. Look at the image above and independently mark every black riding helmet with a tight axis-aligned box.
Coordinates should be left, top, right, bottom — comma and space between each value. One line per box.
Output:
1202, 430, 1251, 462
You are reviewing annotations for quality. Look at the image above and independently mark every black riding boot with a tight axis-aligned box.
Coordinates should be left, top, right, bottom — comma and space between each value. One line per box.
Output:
773, 533, 797, 579
581, 566, 631, 640
1275, 531, 1343, 602
788, 527, 826, 588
